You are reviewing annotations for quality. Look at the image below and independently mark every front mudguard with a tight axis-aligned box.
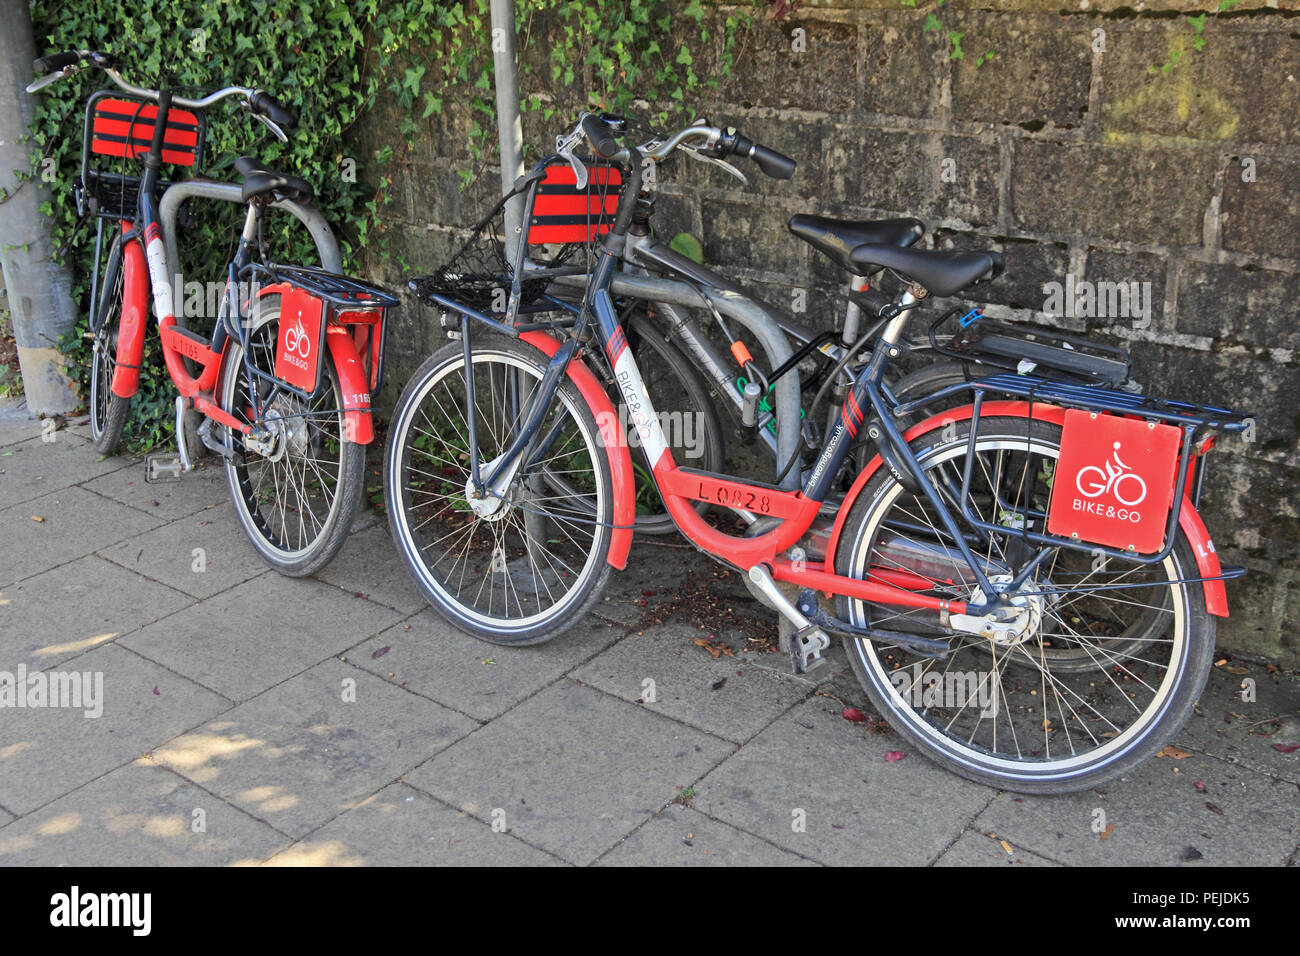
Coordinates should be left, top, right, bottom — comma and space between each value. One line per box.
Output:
826, 401, 1230, 617
520, 331, 634, 570
110, 233, 148, 399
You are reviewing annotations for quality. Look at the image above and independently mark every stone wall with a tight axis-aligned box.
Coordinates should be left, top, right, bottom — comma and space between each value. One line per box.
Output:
352, 0, 1300, 663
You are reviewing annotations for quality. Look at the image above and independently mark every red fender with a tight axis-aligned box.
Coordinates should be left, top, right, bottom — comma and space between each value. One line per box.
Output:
110, 228, 148, 398
251, 285, 375, 445
520, 331, 634, 570
326, 325, 374, 445
826, 401, 1229, 617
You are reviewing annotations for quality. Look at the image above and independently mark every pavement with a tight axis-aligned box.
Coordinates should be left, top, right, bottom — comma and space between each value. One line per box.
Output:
0, 403, 1297, 867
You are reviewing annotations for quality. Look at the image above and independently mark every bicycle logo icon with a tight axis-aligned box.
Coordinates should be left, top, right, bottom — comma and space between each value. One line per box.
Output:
1075, 441, 1147, 506
284, 314, 311, 359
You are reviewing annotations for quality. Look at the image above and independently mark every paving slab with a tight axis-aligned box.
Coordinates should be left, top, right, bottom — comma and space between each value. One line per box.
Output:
593, 538, 746, 628
0, 486, 162, 584
0, 403, 39, 447
120, 574, 402, 701
597, 804, 815, 866
0, 807, 12, 827
351, 610, 624, 721
97, 503, 270, 599
151, 659, 477, 839
406, 679, 734, 865
312, 523, 428, 615
975, 755, 1300, 867
0, 432, 124, 508
81, 459, 232, 522
0, 642, 231, 815
263, 783, 560, 866
0, 758, 287, 866
573, 624, 810, 744
691, 695, 995, 866
1176, 661, 1300, 785
0, 555, 193, 672
932, 830, 1062, 867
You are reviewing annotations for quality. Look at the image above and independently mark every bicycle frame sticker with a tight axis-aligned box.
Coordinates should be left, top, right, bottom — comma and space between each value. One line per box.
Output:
274, 286, 325, 394
1047, 409, 1181, 554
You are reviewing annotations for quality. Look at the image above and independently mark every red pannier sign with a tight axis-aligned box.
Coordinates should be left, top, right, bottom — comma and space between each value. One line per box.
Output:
90, 98, 201, 166
1047, 409, 1182, 554
528, 164, 622, 244
274, 286, 325, 394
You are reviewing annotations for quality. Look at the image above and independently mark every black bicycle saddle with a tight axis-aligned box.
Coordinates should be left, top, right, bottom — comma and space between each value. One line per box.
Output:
234, 156, 314, 204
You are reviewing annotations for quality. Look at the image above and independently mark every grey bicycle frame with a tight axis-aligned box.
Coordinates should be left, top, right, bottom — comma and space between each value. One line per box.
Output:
157, 179, 342, 326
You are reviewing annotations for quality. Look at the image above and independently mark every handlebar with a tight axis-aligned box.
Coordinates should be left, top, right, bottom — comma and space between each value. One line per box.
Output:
568, 112, 796, 182
27, 50, 295, 138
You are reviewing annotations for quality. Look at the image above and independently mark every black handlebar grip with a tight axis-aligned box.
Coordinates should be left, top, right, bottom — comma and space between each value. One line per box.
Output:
731, 133, 796, 180
750, 143, 797, 180
580, 113, 621, 160
250, 91, 296, 129
33, 51, 82, 74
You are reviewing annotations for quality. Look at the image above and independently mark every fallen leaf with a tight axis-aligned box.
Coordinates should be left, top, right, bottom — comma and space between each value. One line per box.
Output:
371, 646, 390, 660
1157, 745, 1193, 759
1217, 663, 1251, 675
1271, 743, 1300, 754
711, 677, 727, 691
152, 686, 159, 695
1194, 780, 1206, 792
1099, 823, 1116, 840
842, 707, 868, 723
884, 750, 905, 763
31, 515, 44, 523
999, 839, 1013, 854
1205, 802, 1224, 815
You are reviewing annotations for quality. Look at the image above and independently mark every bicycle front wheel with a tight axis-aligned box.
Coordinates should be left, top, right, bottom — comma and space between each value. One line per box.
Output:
385, 336, 613, 645
218, 294, 365, 576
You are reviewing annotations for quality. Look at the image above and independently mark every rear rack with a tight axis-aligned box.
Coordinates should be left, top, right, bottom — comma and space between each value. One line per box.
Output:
928, 307, 1131, 387
896, 372, 1253, 433
241, 262, 400, 401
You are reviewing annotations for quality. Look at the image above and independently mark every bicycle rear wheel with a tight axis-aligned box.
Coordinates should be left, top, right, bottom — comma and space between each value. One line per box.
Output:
218, 294, 365, 576
385, 336, 613, 644
833, 415, 1215, 793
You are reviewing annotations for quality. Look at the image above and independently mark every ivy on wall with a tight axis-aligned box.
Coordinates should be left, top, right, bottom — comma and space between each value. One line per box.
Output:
25, 0, 751, 449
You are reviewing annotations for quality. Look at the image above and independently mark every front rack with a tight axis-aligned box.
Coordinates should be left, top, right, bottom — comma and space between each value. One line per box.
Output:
407, 154, 621, 329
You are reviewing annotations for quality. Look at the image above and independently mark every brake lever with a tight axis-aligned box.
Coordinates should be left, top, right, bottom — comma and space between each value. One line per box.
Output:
555, 127, 588, 190
26, 68, 75, 94
253, 111, 288, 144
680, 144, 748, 186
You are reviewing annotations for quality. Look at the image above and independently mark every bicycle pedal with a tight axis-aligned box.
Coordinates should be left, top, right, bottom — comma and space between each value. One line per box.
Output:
144, 453, 185, 483
789, 624, 830, 675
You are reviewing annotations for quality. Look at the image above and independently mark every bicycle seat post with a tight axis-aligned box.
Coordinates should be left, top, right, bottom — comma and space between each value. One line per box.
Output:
840, 274, 867, 348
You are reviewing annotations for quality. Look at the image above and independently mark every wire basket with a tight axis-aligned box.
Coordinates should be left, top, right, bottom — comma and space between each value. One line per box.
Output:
409, 156, 623, 316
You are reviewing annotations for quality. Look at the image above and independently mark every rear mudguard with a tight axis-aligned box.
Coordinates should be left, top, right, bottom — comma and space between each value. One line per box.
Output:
251, 286, 375, 445
110, 231, 148, 399
520, 331, 634, 570
826, 401, 1229, 617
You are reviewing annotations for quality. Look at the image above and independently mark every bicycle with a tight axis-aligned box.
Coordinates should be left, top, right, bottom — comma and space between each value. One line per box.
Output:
531, 116, 1142, 540
386, 112, 1253, 793
29, 51, 397, 575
